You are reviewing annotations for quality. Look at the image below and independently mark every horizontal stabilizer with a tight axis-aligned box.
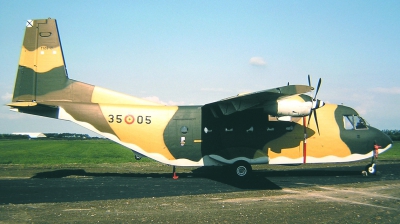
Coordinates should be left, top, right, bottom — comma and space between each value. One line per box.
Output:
7, 102, 38, 107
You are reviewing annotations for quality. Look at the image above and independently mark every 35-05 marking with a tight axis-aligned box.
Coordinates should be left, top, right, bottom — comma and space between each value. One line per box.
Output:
108, 115, 151, 124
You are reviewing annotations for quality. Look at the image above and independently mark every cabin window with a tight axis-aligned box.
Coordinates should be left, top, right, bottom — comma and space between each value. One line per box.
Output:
180, 126, 188, 134
204, 127, 213, 133
343, 115, 368, 130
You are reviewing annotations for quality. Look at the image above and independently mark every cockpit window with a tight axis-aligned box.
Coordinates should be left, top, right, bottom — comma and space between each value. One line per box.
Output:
343, 115, 368, 130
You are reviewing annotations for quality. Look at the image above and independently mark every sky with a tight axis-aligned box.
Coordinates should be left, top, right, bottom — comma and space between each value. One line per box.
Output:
1, 0, 399, 136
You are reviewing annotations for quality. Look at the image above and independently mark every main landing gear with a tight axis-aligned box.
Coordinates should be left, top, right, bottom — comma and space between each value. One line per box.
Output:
171, 162, 252, 180
232, 161, 252, 178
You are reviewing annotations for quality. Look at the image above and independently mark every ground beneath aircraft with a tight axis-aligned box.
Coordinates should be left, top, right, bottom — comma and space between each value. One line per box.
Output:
0, 161, 399, 223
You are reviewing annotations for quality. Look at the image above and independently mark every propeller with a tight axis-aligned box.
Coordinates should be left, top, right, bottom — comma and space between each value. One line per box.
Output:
303, 75, 324, 163
306, 75, 325, 135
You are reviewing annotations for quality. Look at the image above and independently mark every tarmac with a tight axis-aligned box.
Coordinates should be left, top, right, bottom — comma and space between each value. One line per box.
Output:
1, 161, 399, 223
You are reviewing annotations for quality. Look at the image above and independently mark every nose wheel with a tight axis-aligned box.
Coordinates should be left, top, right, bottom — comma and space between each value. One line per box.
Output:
362, 163, 376, 176
362, 142, 381, 177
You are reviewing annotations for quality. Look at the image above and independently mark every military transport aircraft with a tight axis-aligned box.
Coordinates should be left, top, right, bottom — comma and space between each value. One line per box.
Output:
8, 19, 392, 178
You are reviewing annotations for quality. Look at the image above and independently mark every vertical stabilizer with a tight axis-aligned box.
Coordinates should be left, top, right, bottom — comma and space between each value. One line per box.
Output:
13, 19, 69, 102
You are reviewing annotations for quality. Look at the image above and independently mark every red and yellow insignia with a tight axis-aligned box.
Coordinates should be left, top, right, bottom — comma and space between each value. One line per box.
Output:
124, 115, 135, 124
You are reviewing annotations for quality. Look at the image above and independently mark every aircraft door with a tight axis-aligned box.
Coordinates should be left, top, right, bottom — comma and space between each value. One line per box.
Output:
164, 117, 202, 161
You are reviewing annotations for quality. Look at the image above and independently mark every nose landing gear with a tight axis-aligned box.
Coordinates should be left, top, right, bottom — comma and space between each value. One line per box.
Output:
362, 163, 376, 176
362, 142, 381, 177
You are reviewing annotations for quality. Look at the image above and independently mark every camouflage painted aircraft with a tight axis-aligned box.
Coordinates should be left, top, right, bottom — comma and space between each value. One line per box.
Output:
9, 19, 392, 178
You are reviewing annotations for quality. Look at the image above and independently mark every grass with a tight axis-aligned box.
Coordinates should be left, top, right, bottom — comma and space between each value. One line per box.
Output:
0, 139, 398, 165
380, 141, 400, 159
0, 139, 153, 164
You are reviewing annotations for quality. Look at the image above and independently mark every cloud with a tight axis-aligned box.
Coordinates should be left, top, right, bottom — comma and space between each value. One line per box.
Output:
371, 87, 400, 94
249, 57, 266, 66
1, 92, 12, 101
143, 96, 184, 105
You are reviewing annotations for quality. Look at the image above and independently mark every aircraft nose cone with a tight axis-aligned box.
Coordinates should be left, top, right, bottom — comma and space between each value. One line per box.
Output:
372, 128, 393, 151
380, 131, 393, 148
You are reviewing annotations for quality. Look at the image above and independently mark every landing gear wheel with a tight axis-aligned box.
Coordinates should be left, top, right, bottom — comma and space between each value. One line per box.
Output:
365, 163, 376, 175
134, 155, 141, 160
232, 161, 252, 178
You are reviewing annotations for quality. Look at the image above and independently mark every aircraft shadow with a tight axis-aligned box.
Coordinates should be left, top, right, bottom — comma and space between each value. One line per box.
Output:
29, 166, 364, 179
31, 169, 170, 179
1, 163, 397, 205
0, 169, 279, 205
30, 164, 376, 190
190, 165, 379, 189
30, 168, 281, 190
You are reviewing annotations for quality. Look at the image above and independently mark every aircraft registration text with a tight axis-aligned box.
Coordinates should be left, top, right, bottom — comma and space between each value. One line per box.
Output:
108, 114, 152, 125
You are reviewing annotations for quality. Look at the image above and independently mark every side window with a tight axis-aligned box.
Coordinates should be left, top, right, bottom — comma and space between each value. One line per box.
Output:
343, 115, 368, 130
344, 115, 354, 130
354, 116, 368, 130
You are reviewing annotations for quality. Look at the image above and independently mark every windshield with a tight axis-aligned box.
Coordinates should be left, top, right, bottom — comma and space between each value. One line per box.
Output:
343, 115, 368, 130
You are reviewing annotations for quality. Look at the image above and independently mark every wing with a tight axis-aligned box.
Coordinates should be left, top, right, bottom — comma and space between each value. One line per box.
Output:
203, 85, 313, 116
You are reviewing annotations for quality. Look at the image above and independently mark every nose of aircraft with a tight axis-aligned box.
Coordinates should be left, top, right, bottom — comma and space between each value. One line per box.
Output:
374, 128, 393, 151
376, 132, 393, 149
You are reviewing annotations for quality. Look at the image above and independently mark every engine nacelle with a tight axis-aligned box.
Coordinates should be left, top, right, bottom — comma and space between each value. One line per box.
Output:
263, 97, 324, 117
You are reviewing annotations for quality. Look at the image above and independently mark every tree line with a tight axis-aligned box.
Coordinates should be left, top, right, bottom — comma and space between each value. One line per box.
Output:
382, 130, 400, 141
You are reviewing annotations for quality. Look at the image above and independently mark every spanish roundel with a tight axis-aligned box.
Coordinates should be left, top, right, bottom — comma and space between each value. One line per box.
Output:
125, 115, 135, 124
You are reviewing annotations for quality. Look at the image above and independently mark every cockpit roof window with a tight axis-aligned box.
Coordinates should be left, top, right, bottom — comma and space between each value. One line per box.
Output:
343, 115, 368, 130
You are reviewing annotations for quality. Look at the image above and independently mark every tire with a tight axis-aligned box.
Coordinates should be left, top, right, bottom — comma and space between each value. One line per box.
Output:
365, 163, 376, 175
233, 161, 252, 178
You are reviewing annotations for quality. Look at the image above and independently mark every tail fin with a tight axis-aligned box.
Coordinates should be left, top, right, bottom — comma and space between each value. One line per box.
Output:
12, 19, 70, 103
8, 18, 164, 137
10, 18, 162, 112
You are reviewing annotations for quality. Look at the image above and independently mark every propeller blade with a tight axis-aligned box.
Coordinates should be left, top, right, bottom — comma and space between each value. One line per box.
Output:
314, 78, 322, 99
307, 110, 313, 127
305, 75, 322, 135
314, 110, 320, 135
307, 110, 321, 135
